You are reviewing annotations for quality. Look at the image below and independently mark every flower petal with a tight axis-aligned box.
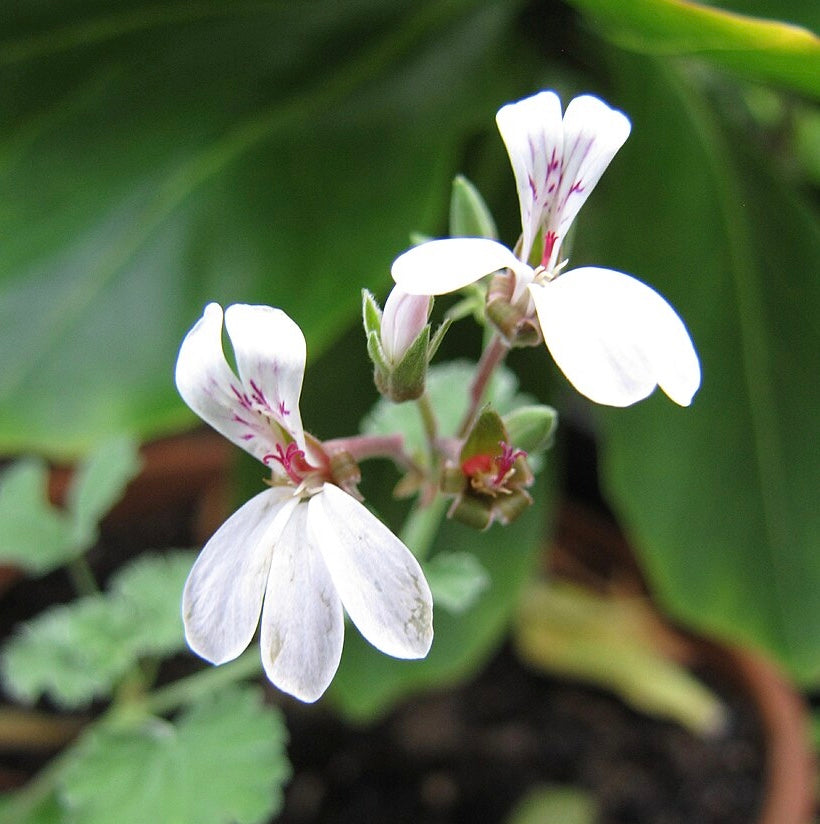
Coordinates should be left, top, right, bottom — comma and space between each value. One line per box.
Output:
223, 304, 307, 450
380, 287, 431, 363
182, 486, 297, 665
308, 484, 433, 659
529, 267, 701, 407
259, 500, 344, 703
496, 90, 564, 264
175, 303, 279, 463
391, 237, 529, 296
549, 96, 630, 266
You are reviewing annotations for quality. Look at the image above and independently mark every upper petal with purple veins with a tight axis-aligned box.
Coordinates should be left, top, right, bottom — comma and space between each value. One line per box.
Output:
224, 304, 307, 451
496, 90, 564, 265
175, 303, 281, 464
548, 95, 630, 268
496, 91, 630, 270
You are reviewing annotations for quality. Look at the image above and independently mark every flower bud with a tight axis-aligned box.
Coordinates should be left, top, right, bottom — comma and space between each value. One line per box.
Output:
380, 287, 431, 363
362, 287, 449, 403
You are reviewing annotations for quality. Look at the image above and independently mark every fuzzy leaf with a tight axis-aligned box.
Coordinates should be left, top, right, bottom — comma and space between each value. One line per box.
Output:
423, 551, 490, 613
2, 551, 195, 707
108, 551, 197, 657
0, 460, 76, 574
60, 686, 291, 824
2, 596, 139, 709
66, 436, 142, 545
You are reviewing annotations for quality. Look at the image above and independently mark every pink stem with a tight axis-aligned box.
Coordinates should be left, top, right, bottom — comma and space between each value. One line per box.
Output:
322, 434, 421, 475
458, 333, 510, 437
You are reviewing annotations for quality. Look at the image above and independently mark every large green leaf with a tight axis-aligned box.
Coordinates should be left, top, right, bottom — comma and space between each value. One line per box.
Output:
565, 0, 820, 97
579, 56, 820, 684
0, 0, 527, 457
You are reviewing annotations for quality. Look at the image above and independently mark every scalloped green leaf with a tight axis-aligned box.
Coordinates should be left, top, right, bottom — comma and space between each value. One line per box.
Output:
108, 551, 196, 657
60, 686, 291, 824
66, 436, 142, 545
423, 551, 491, 613
0, 438, 142, 575
0, 459, 76, 574
2, 595, 140, 708
2, 551, 195, 707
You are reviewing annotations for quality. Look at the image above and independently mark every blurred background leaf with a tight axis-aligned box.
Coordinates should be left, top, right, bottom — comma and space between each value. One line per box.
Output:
0, 0, 534, 457
575, 52, 820, 685
564, 0, 820, 96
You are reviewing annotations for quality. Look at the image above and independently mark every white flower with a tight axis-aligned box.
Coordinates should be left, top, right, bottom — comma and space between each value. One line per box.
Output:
391, 91, 701, 408
175, 303, 433, 703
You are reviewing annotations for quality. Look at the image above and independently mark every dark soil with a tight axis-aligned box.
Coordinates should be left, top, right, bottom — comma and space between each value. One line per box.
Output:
278, 645, 763, 824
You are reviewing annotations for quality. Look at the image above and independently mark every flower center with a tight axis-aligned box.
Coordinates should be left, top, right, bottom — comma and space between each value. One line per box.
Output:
264, 443, 320, 486
461, 441, 527, 497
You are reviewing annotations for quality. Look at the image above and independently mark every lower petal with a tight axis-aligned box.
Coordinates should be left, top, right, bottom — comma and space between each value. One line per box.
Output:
182, 486, 297, 665
259, 501, 344, 703
529, 268, 701, 407
308, 484, 433, 659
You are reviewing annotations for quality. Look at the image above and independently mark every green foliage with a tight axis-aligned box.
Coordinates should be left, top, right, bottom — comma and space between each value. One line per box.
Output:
0, 437, 141, 575
423, 551, 491, 613
65, 436, 142, 546
580, 54, 820, 684
0, 460, 77, 574
2, 552, 195, 708
565, 0, 820, 96
506, 785, 598, 824
60, 686, 291, 824
0, 0, 531, 457
449, 174, 499, 239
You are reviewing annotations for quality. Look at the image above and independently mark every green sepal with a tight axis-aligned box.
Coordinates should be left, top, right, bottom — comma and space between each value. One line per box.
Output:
460, 407, 508, 464
449, 174, 498, 239
427, 316, 452, 362
361, 289, 383, 337
447, 494, 493, 531
494, 487, 534, 526
366, 329, 389, 374
381, 325, 431, 403
503, 405, 558, 455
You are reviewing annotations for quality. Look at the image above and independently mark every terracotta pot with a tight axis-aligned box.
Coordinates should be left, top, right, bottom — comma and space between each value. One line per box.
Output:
549, 500, 816, 824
